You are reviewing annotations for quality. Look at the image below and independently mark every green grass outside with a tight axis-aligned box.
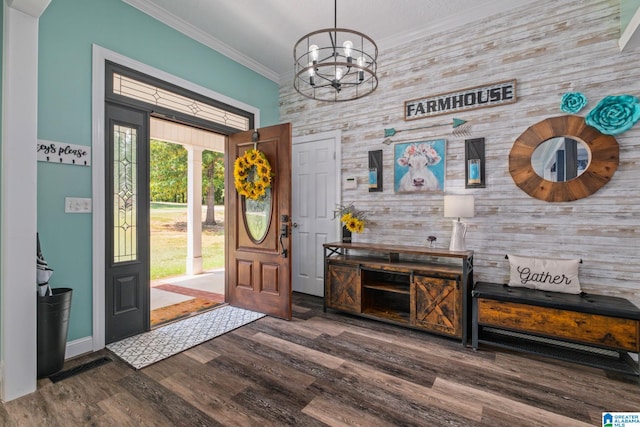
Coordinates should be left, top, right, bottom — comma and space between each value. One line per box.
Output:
150, 202, 224, 279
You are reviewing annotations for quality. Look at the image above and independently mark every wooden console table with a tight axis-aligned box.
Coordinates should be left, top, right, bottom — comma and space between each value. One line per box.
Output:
323, 242, 474, 345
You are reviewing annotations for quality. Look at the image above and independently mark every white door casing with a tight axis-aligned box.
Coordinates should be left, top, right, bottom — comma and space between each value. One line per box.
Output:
91, 45, 260, 351
291, 131, 341, 297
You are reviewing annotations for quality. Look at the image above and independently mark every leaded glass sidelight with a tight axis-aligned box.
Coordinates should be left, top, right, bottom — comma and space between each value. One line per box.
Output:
113, 124, 137, 263
244, 188, 272, 243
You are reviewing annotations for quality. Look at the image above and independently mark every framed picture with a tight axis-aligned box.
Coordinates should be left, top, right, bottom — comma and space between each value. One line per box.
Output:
394, 139, 446, 193
368, 149, 383, 192
465, 137, 486, 188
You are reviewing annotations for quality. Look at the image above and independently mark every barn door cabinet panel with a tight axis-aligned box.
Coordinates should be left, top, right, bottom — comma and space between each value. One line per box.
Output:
412, 275, 462, 338
326, 263, 362, 313
323, 242, 473, 344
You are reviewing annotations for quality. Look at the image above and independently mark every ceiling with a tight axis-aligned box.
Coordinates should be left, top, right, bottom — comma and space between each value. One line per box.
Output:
124, 0, 533, 83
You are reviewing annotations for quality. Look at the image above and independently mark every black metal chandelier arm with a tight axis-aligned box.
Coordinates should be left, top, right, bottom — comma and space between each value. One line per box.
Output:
315, 52, 338, 64
314, 66, 353, 80
308, 81, 338, 90
331, 80, 367, 88
311, 73, 335, 85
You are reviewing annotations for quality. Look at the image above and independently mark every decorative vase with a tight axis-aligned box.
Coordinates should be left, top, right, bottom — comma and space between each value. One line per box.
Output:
342, 226, 352, 243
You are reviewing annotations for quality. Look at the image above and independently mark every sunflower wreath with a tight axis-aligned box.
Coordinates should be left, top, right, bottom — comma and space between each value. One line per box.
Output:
233, 148, 273, 200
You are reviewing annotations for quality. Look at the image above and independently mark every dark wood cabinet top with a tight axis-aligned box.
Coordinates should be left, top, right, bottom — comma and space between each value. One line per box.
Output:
327, 255, 462, 278
323, 242, 473, 259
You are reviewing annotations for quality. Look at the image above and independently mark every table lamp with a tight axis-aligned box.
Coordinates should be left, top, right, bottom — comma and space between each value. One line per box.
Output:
443, 195, 475, 251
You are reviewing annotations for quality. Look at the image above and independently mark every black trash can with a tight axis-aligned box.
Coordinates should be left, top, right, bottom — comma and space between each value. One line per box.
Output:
37, 288, 72, 378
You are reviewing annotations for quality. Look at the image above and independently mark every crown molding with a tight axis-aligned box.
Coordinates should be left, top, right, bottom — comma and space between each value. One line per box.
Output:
6, 0, 51, 18
122, 0, 280, 83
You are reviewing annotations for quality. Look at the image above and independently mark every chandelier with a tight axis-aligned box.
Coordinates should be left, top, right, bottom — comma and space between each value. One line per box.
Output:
293, 0, 378, 102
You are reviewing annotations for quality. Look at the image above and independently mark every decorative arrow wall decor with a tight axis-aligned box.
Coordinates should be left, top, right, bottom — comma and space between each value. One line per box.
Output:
382, 118, 470, 145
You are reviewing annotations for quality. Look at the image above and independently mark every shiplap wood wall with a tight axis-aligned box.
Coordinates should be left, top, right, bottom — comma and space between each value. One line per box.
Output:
280, 0, 640, 305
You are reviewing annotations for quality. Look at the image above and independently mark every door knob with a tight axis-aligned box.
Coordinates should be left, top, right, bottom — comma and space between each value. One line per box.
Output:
279, 216, 289, 258
292, 222, 298, 228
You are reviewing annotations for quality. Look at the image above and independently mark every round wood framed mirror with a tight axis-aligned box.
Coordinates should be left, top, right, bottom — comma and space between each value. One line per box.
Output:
509, 115, 619, 202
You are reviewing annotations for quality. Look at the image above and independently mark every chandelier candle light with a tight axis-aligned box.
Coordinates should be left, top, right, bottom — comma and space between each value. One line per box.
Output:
443, 195, 475, 252
293, 0, 378, 102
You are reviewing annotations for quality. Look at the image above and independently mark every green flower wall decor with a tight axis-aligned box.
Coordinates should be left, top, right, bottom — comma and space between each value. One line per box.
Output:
585, 95, 640, 135
560, 92, 587, 114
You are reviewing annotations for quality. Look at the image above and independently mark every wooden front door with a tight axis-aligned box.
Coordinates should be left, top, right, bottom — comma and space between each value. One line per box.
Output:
226, 124, 292, 320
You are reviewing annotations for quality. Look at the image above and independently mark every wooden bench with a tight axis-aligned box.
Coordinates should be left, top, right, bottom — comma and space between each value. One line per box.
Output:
472, 282, 640, 377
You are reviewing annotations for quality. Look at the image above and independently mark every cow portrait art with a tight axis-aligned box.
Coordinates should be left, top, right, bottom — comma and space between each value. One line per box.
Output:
394, 140, 446, 193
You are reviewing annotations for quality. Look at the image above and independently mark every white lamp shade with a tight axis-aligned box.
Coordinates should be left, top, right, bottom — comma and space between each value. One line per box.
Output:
444, 195, 475, 219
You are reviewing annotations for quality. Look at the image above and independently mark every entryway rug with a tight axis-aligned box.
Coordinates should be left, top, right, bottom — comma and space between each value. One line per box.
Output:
107, 305, 265, 369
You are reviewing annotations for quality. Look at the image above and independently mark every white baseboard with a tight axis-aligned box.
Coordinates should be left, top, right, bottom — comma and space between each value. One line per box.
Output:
65, 336, 94, 359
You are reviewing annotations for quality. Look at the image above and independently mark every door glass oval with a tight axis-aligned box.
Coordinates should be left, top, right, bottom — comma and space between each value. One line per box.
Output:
244, 188, 272, 242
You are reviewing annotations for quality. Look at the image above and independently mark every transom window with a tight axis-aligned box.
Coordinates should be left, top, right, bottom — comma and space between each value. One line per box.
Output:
111, 72, 250, 131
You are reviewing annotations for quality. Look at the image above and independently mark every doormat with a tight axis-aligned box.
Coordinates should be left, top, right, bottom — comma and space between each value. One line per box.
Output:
48, 357, 112, 383
150, 297, 225, 327
107, 305, 265, 370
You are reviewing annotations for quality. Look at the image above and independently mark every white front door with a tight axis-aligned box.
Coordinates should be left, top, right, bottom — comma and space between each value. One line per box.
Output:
291, 131, 340, 296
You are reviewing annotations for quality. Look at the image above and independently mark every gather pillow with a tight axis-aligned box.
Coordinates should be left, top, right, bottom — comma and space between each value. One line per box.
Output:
507, 254, 581, 294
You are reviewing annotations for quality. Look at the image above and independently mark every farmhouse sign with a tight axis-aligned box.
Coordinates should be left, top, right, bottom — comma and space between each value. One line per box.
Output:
37, 140, 91, 166
405, 79, 517, 121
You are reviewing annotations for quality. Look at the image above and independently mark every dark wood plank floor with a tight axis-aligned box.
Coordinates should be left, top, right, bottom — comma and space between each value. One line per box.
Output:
2, 293, 638, 426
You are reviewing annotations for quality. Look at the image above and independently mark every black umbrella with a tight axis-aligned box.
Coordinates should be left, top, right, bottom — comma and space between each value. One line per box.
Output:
37, 233, 53, 296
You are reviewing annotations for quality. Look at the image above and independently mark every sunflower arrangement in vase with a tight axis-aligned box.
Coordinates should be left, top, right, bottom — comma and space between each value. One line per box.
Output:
233, 148, 272, 200
335, 203, 366, 234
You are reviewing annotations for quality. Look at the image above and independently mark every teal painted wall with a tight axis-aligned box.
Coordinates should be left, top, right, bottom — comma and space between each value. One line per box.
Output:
621, 0, 640, 34
37, 0, 280, 341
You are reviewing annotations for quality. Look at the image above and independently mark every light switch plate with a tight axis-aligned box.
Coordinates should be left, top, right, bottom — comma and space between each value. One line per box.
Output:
345, 176, 357, 189
65, 197, 92, 213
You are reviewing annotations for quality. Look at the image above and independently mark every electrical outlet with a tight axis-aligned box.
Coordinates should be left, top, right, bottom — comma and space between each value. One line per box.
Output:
65, 197, 92, 213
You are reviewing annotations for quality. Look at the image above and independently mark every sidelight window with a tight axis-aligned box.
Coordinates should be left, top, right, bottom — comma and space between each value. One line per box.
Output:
113, 123, 137, 263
